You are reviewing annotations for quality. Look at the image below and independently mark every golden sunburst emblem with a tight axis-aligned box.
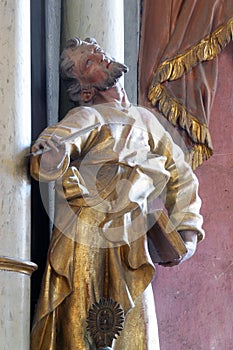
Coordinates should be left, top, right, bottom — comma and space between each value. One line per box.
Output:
87, 297, 125, 349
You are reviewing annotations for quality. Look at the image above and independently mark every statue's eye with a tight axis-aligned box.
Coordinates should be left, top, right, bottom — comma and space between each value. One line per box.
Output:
86, 59, 92, 67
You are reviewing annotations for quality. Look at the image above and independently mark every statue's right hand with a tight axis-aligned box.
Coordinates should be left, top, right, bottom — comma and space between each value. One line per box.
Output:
31, 136, 67, 171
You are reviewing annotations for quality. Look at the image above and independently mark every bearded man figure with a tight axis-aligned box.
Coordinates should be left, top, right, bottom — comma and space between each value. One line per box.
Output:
30, 37, 204, 350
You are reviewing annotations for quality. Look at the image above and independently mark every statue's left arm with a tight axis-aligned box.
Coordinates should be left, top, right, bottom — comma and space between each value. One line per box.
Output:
158, 132, 204, 264
144, 109, 205, 265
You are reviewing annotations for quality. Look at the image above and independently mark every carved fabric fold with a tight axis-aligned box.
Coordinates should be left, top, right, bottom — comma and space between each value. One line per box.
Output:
139, 0, 233, 168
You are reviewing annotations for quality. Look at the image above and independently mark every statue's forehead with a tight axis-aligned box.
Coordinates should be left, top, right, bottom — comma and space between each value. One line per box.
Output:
65, 45, 90, 63
77, 43, 101, 54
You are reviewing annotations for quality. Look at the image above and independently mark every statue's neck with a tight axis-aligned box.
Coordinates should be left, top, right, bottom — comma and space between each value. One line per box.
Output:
93, 83, 130, 107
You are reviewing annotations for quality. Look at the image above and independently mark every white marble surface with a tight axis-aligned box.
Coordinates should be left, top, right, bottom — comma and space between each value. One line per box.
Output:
0, 271, 30, 350
0, 1, 31, 349
62, 0, 124, 65
0, 0, 31, 260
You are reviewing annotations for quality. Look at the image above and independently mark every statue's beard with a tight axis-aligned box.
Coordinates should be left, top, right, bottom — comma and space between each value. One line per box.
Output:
94, 61, 128, 91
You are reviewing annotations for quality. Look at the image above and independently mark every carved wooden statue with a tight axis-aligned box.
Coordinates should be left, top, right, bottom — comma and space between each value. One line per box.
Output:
30, 37, 204, 349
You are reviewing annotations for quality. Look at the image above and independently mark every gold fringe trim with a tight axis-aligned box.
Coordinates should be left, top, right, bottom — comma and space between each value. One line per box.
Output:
150, 18, 233, 85
149, 84, 213, 145
185, 144, 213, 170
149, 84, 213, 167
148, 17, 233, 168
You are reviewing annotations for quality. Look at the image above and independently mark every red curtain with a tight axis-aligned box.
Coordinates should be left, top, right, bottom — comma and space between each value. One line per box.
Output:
139, 0, 233, 168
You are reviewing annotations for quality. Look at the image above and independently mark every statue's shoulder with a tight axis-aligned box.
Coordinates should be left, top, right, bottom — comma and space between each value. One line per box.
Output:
132, 105, 166, 132
65, 105, 97, 117
59, 105, 101, 129
62, 105, 98, 122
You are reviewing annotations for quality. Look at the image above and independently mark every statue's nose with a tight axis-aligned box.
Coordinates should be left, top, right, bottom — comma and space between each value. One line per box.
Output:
97, 53, 105, 63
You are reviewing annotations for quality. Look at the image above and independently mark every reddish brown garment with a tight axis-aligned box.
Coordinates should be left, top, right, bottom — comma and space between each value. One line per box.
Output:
139, 0, 233, 168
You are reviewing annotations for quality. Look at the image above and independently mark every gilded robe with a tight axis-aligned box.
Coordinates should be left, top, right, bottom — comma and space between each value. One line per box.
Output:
30, 102, 204, 349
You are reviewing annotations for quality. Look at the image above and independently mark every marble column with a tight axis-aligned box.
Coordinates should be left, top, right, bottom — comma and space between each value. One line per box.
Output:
0, 1, 37, 349
61, 0, 124, 63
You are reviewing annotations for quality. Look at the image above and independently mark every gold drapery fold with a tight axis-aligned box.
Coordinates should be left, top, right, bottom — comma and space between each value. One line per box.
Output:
149, 18, 233, 85
148, 84, 214, 169
139, 0, 233, 168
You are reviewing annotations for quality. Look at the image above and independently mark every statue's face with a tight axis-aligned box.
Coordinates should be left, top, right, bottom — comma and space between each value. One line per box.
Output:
67, 43, 127, 90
